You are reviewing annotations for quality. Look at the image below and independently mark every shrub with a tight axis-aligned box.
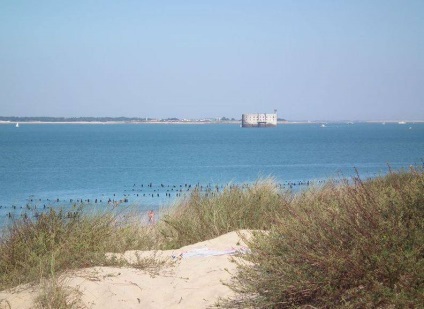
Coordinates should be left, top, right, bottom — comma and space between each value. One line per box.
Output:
224, 169, 424, 308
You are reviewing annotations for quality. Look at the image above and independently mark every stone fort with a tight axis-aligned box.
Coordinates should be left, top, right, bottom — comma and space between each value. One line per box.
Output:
241, 110, 277, 127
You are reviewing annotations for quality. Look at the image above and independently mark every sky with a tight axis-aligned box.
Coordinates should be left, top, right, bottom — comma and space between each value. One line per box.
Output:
1, 1, 423, 121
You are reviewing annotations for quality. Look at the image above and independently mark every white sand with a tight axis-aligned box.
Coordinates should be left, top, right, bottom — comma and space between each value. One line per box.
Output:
0, 230, 252, 309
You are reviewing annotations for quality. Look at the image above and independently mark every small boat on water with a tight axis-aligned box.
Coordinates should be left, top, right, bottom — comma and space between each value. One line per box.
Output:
398, 121, 406, 125
16, 122, 19, 128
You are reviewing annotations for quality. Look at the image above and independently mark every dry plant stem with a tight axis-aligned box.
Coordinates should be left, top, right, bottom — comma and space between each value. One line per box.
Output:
35, 277, 84, 309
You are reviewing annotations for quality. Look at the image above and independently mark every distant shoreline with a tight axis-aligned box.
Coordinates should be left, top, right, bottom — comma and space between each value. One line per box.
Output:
0, 121, 240, 125
1, 120, 423, 125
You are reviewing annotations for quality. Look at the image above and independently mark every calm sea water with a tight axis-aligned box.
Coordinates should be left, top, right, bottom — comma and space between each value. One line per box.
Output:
0, 123, 423, 226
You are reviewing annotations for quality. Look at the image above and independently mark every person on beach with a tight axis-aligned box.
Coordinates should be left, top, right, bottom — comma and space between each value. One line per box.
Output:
148, 210, 155, 224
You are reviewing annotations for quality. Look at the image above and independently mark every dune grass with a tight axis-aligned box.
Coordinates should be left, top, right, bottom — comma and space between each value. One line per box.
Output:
0, 207, 157, 290
0, 180, 284, 291
223, 169, 424, 308
1, 169, 423, 308
158, 179, 287, 249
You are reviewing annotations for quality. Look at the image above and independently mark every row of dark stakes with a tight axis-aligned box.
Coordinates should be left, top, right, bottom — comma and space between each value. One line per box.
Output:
1, 179, 328, 221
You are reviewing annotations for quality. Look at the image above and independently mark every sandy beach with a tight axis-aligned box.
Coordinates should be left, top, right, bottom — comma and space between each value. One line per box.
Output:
0, 230, 251, 309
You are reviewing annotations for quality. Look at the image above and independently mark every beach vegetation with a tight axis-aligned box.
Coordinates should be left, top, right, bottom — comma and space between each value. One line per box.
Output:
1, 169, 423, 307
0, 208, 157, 290
222, 168, 424, 308
158, 179, 287, 249
35, 277, 83, 309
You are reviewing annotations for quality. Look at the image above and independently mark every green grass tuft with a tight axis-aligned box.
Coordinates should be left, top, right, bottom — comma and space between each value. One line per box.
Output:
159, 179, 288, 249
0, 208, 156, 290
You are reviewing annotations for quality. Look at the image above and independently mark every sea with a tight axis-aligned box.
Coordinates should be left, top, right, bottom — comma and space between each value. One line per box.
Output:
1, 122, 423, 228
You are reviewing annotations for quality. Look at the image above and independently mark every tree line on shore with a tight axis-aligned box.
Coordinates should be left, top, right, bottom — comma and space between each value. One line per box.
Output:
0, 116, 239, 123
0, 116, 287, 123
0, 116, 170, 122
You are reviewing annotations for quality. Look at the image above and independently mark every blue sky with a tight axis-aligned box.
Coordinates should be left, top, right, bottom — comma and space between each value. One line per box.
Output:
1, 1, 423, 120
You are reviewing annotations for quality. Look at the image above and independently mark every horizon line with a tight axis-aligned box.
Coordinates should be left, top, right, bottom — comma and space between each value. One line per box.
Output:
1, 116, 424, 123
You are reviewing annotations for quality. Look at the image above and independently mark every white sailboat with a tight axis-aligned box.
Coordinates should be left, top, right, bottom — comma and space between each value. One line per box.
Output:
16, 122, 19, 128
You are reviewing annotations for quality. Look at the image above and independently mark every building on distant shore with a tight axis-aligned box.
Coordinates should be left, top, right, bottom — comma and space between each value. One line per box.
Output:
241, 110, 277, 127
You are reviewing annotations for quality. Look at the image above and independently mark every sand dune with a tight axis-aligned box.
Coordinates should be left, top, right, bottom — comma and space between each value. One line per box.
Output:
0, 230, 252, 309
